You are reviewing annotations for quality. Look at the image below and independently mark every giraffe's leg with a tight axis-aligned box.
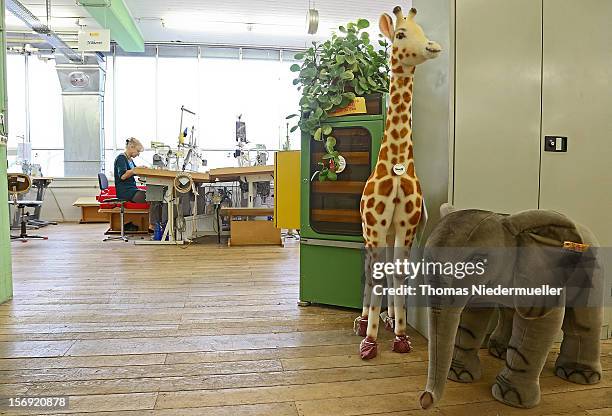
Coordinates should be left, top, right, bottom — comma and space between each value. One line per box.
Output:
382, 233, 396, 332
488, 307, 514, 360
355, 251, 374, 337
491, 308, 564, 408
390, 230, 412, 353
449, 308, 495, 383
359, 239, 388, 360
555, 307, 603, 385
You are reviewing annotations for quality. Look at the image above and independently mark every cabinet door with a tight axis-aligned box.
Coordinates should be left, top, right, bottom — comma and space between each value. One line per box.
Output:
540, 0, 612, 246
453, 0, 542, 213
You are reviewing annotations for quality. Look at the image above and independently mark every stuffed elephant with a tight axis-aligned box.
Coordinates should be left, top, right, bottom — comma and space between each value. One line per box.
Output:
419, 204, 604, 409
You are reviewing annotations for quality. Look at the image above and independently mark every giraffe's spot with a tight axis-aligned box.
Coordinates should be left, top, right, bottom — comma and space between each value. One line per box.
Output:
394, 66, 404, 74
391, 57, 398, 66
408, 146, 414, 159
408, 162, 415, 177
397, 103, 407, 113
399, 156, 405, 163
391, 157, 398, 165
398, 318, 404, 324
401, 114, 409, 124
372, 231, 378, 238
367, 198, 375, 208
416, 181, 422, 194
381, 219, 387, 226
360, 200, 365, 212
385, 119, 391, 129
391, 94, 401, 105
392, 115, 400, 125
398, 53, 404, 59
365, 212, 377, 226
391, 129, 399, 140
379, 146, 388, 160
399, 142, 408, 153
371, 241, 378, 247
364, 182, 375, 196
366, 228, 372, 236
390, 84, 397, 94
375, 201, 386, 215
403, 92, 412, 102
400, 177, 414, 195
412, 52, 417, 57
393, 197, 400, 204
370, 306, 376, 311
409, 211, 421, 225
400, 221, 406, 227
372, 323, 378, 330
393, 46, 399, 54
416, 196, 422, 207
400, 127, 409, 137
390, 143, 398, 154
378, 178, 394, 197
409, 83, 414, 93
376, 163, 388, 177
405, 200, 414, 213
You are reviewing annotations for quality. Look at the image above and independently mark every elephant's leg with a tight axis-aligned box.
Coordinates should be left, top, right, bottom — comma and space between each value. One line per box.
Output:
492, 308, 564, 409
448, 308, 495, 383
488, 307, 514, 360
555, 307, 603, 385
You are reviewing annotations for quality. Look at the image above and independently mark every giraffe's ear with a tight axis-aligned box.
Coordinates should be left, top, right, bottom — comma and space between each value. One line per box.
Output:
379, 13, 394, 41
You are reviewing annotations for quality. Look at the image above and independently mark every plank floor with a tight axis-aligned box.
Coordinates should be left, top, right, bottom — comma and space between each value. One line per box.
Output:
1, 223, 611, 415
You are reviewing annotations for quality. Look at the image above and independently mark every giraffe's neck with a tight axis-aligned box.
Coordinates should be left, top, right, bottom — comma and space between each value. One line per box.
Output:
380, 69, 415, 167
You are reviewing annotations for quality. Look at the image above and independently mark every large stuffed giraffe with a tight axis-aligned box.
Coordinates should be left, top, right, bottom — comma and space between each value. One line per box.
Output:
354, 6, 441, 360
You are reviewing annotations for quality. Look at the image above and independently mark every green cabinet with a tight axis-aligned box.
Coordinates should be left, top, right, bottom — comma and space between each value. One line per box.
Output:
300, 100, 386, 308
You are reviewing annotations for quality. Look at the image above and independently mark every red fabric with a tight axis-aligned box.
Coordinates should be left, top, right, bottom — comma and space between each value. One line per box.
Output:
97, 186, 149, 210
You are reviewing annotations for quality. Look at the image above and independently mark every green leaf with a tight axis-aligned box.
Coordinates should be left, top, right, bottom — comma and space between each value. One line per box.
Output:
341, 71, 355, 80
325, 136, 337, 149
322, 153, 334, 160
327, 170, 338, 181
314, 107, 324, 119
322, 125, 333, 135
292, 78, 300, 85
357, 19, 370, 29
314, 127, 322, 141
367, 76, 378, 87
294, 52, 305, 60
343, 92, 356, 101
290, 126, 299, 133
290, 63, 301, 72
345, 54, 356, 65
331, 95, 343, 106
336, 55, 345, 64
285, 114, 299, 120
338, 26, 347, 33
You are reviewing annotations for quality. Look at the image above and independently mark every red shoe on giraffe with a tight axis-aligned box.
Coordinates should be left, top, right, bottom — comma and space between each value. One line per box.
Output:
392, 335, 412, 353
360, 336, 378, 360
353, 315, 368, 337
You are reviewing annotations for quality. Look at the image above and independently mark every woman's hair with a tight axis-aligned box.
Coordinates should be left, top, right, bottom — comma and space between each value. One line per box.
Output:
125, 137, 144, 152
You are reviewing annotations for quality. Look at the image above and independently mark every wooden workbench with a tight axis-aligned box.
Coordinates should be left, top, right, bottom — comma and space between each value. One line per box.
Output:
220, 207, 281, 247
132, 167, 211, 183
209, 165, 274, 182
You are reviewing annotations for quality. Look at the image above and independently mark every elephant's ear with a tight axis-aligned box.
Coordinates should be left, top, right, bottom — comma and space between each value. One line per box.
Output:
500, 210, 584, 247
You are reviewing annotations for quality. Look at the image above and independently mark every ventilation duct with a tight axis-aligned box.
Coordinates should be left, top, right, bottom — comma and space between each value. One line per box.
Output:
6, 0, 82, 62
55, 54, 106, 177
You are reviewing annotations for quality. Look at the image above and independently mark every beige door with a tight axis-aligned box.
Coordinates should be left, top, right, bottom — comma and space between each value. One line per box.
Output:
452, 0, 542, 213
539, 0, 612, 246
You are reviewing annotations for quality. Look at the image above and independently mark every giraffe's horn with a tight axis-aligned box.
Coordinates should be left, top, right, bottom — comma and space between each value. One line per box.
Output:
393, 6, 404, 20
408, 8, 417, 19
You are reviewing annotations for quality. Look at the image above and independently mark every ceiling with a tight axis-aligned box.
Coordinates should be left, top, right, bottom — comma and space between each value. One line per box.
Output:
6, 0, 414, 49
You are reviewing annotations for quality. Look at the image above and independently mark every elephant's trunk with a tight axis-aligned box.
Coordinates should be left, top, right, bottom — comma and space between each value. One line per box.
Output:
420, 306, 463, 409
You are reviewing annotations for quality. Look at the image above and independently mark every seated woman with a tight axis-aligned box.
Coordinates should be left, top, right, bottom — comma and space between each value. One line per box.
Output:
114, 137, 161, 228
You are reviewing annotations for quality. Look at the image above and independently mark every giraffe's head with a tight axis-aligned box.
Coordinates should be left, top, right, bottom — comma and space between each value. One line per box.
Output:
380, 6, 442, 72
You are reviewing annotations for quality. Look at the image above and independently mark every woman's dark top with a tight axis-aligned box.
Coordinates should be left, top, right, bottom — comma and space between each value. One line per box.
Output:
114, 153, 138, 201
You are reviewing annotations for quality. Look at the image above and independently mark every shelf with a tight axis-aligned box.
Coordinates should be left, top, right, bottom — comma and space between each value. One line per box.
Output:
311, 181, 365, 194
312, 152, 370, 165
311, 209, 361, 224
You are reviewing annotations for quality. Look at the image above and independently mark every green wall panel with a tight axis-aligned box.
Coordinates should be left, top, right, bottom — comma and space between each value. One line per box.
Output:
1, 0, 13, 304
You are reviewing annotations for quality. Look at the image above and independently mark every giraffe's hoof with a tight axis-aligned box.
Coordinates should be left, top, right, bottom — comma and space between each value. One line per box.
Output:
360, 336, 378, 360
381, 312, 395, 333
353, 316, 368, 337
392, 335, 412, 354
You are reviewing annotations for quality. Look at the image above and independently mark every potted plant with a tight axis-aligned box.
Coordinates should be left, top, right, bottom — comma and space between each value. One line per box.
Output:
287, 19, 390, 181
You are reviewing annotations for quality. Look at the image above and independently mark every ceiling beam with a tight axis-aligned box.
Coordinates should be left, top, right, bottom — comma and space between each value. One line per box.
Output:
81, 0, 144, 52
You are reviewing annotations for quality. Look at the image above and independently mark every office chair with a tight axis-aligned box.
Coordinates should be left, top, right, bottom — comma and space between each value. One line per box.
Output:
7, 173, 47, 242
98, 173, 128, 242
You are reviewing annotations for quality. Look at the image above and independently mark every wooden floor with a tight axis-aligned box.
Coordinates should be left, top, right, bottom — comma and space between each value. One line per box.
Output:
1, 224, 610, 415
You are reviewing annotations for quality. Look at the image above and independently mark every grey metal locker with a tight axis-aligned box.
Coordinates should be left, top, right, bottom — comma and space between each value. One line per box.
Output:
411, 0, 611, 338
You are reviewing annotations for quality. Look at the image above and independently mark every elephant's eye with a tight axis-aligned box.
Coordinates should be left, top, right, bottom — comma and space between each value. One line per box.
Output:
396, 32, 406, 40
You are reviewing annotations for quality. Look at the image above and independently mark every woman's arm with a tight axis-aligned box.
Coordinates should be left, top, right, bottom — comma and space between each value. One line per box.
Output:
120, 169, 135, 181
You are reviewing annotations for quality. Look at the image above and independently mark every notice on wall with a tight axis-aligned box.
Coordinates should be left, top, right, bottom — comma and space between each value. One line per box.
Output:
78, 29, 111, 52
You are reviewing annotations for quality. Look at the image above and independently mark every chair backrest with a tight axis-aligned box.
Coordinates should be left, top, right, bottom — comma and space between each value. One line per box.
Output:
7, 174, 31, 196
98, 172, 109, 191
